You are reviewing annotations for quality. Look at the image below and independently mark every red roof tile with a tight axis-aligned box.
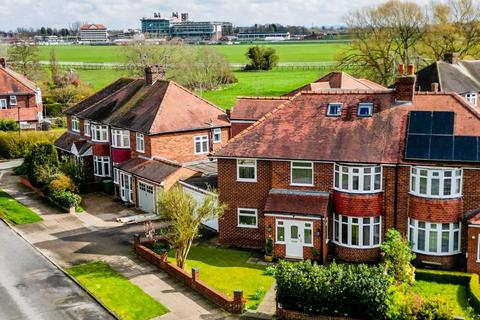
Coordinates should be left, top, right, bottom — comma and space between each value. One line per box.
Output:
230, 97, 291, 121
264, 189, 329, 216
80, 24, 107, 30
116, 157, 181, 184
0, 66, 37, 93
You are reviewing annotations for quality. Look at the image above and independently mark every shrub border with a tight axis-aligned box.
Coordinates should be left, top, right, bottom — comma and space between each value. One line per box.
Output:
20, 177, 75, 213
415, 268, 480, 313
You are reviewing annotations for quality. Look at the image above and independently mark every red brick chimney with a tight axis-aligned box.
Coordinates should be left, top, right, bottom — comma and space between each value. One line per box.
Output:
395, 64, 416, 102
145, 65, 166, 85
0, 58, 5, 68
444, 52, 459, 64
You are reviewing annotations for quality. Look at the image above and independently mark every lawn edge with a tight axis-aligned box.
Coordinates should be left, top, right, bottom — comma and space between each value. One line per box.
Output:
0, 188, 43, 224
0, 218, 119, 320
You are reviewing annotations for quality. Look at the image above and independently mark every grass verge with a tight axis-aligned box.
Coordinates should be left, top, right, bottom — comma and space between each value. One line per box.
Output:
168, 245, 274, 310
67, 261, 169, 320
0, 189, 43, 224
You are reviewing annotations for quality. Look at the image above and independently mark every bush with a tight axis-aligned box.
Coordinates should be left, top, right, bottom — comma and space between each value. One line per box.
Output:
387, 287, 424, 320
381, 228, 416, 285
470, 274, 480, 314
244, 46, 279, 71
275, 260, 390, 319
415, 269, 471, 286
35, 164, 61, 186
0, 119, 19, 131
44, 103, 64, 117
417, 298, 454, 320
0, 130, 64, 159
60, 160, 84, 187
49, 174, 77, 194
50, 190, 81, 208
22, 142, 59, 185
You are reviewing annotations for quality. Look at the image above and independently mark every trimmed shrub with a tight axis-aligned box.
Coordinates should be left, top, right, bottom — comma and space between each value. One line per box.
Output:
50, 190, 81, 208
35, 164, 61, 186
22, 142, 59, 185
470, 274, 480, 314
416, 298, 454, 320
415, 269, 471, 286
44, 103, 63, 117
0, 130, 64, 159
49, 174, 77, 194
0, 119, 19, 131
275, 260, 390, 319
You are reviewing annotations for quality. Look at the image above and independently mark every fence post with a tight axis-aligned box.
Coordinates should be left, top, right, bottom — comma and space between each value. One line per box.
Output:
233, 289, 244, 313
192, 267, 200, 282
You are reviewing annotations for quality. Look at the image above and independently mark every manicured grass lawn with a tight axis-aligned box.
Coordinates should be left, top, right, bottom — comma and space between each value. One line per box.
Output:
412, 280, 471, 318
0, 189, 43, 224
67, 261, 169, 320
168, 245, 274, 310
75, 69, 129, 91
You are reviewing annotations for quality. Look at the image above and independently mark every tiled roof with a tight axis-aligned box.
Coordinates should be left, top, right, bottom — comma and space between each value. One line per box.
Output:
416, 60, 480, 93
80, 24, 107, 30
54, 131, 91, 156
214, 91, 480, 164
263, 189, 329, 216
116, 157, 181, 184
230, 97, 291, 121
0, 66, 37, 93
67, 78, 230, 134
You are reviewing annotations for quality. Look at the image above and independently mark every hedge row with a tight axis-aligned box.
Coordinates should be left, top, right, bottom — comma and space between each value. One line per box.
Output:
416, 269, 480, 313
0, 130, 65, 159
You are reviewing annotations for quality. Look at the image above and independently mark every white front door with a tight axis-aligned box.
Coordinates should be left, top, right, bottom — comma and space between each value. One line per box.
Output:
120, 173, 132, 203
286, 221, 303, 259
138, 181, 154, 213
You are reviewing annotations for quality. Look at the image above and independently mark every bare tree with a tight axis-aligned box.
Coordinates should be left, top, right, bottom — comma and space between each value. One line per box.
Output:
6, 40, 44, 80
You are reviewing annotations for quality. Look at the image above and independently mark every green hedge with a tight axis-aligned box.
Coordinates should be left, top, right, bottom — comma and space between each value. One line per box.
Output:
44, 103, 64, 117
0, 130, 64, 159
416, 269, 480, 313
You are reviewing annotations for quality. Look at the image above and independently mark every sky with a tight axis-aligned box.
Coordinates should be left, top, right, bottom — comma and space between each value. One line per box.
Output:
0, 0, 432, 31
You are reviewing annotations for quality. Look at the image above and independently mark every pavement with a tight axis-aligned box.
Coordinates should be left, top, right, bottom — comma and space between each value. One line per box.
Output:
0, 220, 113, 320
0, 168, 235, 320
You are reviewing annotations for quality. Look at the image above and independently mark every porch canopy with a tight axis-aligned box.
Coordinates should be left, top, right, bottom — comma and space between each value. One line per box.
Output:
115, 157, 181, 185
54, 131, 92, 157
263, 188, 329, 217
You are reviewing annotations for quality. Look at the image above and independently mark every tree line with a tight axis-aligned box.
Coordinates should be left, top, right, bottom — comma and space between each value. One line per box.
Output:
339, 0, 480, 85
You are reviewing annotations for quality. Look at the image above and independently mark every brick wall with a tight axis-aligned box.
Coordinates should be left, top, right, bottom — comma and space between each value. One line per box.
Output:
408, 195, 462, 223
467, 226, 480, 273
333, 244, 380, 263
92, 143, 110, 157
333, 191, 382, 217
413, 252, 462, 270
271, 161, 333, 191
0, 95, 41, 122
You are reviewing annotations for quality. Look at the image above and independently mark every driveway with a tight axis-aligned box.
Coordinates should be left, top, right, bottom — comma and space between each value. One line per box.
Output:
0, 221, 113, 320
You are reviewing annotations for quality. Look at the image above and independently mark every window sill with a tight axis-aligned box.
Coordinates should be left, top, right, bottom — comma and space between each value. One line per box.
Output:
194, 152, 209, 155
332, 241, 380, 249
213, 141, 221, 144
111, 146, 131, 149
237, 225, 258, 229
136, 149, 145, 153
291, 183, 314, 187
92, 140, 109, 143
236, 179, 257, 183
408, 192, 463, 200
333, 188, 383, 195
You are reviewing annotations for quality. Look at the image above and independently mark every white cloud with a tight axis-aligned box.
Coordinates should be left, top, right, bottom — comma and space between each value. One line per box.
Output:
0, 0, 432, 31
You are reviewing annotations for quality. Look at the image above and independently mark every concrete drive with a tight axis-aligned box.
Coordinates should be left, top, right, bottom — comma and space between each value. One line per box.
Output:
0, 169, 232, 320
0, 221, 113, 320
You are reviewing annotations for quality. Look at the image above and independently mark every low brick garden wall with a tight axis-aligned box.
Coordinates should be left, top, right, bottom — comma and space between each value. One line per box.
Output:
277, 306, 363, 320
20, 177, 74, 213
133, 235, 245, 314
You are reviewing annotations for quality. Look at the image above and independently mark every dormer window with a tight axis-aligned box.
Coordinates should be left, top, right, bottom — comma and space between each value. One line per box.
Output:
327, 103, 342, 117
358, 103, 373, 117
464, 92, 477, 107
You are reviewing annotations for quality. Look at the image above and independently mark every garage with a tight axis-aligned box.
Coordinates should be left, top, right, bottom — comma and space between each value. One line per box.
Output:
137, 181, 155, 213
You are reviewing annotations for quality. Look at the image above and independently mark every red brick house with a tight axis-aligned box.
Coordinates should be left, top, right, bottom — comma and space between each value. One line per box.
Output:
55, 67, 230, 216
213, 66, 480, 273
228, 71, 387, 137
0, 58, 43, 128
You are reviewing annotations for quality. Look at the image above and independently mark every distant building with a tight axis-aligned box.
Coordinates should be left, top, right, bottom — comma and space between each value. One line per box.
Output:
79, 24, 108, 43
141, 13, 171, 37
236, 32, 290, 41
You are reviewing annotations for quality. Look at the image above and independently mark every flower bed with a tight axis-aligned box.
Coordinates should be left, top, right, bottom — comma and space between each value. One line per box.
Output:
20, 177, 77, 213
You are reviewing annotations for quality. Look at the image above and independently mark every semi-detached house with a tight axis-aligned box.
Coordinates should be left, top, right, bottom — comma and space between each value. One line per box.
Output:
54, 67, 230, 220
212, 65, 480, 273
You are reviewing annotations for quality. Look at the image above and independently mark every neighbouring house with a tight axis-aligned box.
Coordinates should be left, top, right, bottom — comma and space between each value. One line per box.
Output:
79, 24, 108, 43
0, 58, 43, 128
212, 64, 480, 273
416, 52, 480, 108
227, 71, 388, 137
54, 66, 230, 221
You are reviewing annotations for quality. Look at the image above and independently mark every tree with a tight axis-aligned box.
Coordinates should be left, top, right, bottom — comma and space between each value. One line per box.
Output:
6, 41, 44, 80
245, 46, 279, 71
49, 48, 61, 87
380, 228, 416, 285
157, 185, 227, 269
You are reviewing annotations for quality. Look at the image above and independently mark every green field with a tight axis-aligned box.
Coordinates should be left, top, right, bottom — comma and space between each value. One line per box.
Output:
37, 42, 347, 64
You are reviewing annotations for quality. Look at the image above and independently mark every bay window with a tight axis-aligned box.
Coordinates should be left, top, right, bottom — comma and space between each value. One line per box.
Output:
91, 124, 108, 142
408, 218, 460, 255
111, 129, 130, 148
333, 213, 381, 248
291, 161, 314, 186
93, 156, 110, 177
410, 167, 462, 199
334, 164, 382, 193
71, 116, 80, 132
237, 159, 257, 182
237, 208, 257, 228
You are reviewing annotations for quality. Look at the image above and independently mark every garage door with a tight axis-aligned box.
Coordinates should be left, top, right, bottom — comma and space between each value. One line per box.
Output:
138, 181, 154, 213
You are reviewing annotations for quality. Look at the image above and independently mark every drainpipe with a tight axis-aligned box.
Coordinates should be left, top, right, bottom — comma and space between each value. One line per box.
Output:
393, 165, 399, 229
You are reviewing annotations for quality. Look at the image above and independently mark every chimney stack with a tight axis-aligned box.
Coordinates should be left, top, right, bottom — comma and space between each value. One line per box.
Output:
145, 65, 166, 85
398, 63, 405, 75
444, 52, 459, 64
431, 82, 439, 92
0, 58, 5, 68
395, 64, 416, 102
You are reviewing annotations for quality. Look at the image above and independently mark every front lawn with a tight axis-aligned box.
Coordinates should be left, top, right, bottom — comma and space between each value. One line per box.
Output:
168, 245, 274, 310
413, 280, 472, 318
67, 261, 169, 320
0, 189, 43, 224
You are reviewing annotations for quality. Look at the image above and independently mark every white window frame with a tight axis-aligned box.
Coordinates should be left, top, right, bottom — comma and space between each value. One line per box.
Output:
213, 128, 222, 143
84, 120, 91, 137
194, 135, 209, 154
408, 218, 461, 256
113, 167, 119, 184
236, 159, 257, 182
465, 92, 478, 107
111, 128, 130, 149
276, 220, 286, 243
0, 99, 7, 109
477, 235, 480, 263
334, 164, 382, 193
290, 161, 314, 186
136, 132, 145, 153
71, 116, 80, 132
357, 103, 373, 117
303, 222, 313, 247
237, 208, 258, 228
9, 95, 17, 106
327, 103, 342, 116
120, 172, 133, 203
333, 213, 381, 248
93, 156, 110, 177
91, 123, 109, 142
410, 167, 462, 199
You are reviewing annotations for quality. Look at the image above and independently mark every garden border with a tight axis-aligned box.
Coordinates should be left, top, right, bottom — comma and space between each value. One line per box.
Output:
133, 235, 245, 314
20, 177, 75, 213
276, 306, 362, 320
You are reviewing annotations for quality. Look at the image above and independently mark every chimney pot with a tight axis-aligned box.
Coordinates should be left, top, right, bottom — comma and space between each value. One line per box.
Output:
407, 64, 415, 76
398, 63, 405, 75
0, 58, 5, 68
431, 82, 439, 92
444, 52, 459, 64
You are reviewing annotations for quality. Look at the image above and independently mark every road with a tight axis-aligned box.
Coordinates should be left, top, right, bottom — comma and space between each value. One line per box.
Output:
0, 221, 114, 320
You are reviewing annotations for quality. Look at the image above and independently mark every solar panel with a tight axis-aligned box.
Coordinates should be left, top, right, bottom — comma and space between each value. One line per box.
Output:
454, 136, 478, 161
405, 134, 431, 159
408, 111, 432, 134
432, 112, 454, 135
430, 135, 454, 160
